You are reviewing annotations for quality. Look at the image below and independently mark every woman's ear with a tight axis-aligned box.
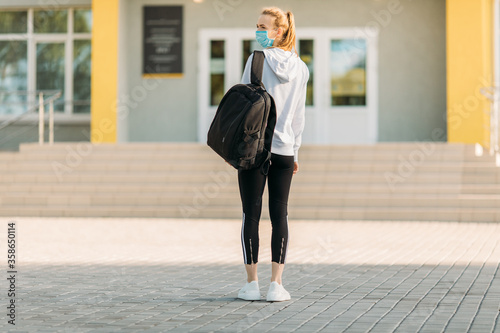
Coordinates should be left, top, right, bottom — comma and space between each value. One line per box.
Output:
273, 27, 283, 41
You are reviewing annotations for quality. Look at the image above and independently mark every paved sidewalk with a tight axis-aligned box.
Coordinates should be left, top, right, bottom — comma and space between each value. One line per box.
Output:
0, 217, 499, 332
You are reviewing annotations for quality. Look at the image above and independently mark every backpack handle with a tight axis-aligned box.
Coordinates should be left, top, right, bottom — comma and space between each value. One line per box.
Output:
251, 50, 266, 89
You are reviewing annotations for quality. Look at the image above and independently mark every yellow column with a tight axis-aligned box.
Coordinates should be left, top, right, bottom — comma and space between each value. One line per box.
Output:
90, 0, 119, 143
446, 0, 493, 148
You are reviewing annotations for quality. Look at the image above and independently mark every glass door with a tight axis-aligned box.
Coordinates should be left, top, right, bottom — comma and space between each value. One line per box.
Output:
305, 28, 378, 144
198, 28, 378, 144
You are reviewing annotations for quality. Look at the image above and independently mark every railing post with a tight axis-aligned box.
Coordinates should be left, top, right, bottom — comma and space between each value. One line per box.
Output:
480, 86, 500, 166
496, 90, 500, 166
38, 92, 44, 145
49, 99, 54, 145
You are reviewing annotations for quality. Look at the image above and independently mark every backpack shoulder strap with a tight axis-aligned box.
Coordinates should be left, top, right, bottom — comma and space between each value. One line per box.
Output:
260, 91, 277, 176
251, 50, 265, 88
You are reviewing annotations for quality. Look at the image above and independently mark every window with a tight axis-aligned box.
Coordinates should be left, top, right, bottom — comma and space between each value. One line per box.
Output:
210, 40, 225, 106
0, 8, 92, 115
330, 39, 366, 106
0, 11, 27, 33
73, 40, 91, 113
36, 42, 65, 112
299, 39, 314, 106
74, 9, 92, 33
34, 10, 68, 33
0, 41, 28, 114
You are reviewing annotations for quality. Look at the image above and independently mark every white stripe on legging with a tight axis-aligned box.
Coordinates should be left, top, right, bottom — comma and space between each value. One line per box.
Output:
285, 215, 289, 264
241, 212, 247, 264
250, 238, 253, 264
279, 237, 284, 263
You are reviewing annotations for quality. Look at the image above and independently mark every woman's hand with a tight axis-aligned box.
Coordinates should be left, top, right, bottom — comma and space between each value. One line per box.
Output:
293, 162, 299, 175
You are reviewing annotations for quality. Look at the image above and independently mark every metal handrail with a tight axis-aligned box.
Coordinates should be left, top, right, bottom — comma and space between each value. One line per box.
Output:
0, 90, 62, 145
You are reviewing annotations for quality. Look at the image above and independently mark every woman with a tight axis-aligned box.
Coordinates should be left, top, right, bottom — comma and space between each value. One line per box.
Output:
237, 6, 309, 302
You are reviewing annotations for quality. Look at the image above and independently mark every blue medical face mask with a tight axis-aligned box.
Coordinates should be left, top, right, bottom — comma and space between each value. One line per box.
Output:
255, 30, 275, 48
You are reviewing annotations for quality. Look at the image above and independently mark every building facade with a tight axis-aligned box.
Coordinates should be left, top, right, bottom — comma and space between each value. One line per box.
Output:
0, 0, 497, 151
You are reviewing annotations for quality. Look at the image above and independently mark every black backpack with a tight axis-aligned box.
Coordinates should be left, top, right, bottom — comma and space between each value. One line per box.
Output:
207, 50, 277, 175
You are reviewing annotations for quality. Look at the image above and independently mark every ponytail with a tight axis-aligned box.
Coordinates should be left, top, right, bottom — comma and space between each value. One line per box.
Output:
281, 11, 297, 55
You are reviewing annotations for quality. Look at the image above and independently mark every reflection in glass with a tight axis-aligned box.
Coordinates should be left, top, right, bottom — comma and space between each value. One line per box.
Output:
299, 40, 314, 106
36, 43, 65, 111
74, 9, 92, 33
0, 11, 27, 33
210, 40, 225, 106
0, 41, 27, 115
242, 40, 263, 74
34, 10, 67, 33
330, 39, 366, 106
73, 40, 91, 113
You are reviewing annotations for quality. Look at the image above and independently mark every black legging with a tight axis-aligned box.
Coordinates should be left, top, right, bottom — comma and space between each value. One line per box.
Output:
238, 153, 294, 265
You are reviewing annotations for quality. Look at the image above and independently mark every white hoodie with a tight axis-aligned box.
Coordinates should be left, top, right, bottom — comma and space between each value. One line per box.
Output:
241, 47, 309, 162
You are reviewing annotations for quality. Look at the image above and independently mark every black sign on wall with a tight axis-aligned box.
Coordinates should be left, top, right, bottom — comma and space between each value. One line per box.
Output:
143, 6, 183, 78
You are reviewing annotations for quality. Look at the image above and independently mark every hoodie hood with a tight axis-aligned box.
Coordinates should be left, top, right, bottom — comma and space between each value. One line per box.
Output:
263, 48, 302, 83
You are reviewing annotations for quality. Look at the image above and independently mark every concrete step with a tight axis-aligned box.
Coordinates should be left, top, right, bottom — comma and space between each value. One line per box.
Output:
12, 141, 482, 154
1, 182, 499, 195
0, 172, 474, 184
11, 149, 469, 157
0, 183, 471, 194
0, 152, 495, 165
1, 193, 499, 209
1, 205, 499, 222
19, 141, 466, 151
1, 171, 497, 185
1, 161, 500, 173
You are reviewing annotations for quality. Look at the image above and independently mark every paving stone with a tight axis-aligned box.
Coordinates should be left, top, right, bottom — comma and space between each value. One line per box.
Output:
0, 217, 499, 332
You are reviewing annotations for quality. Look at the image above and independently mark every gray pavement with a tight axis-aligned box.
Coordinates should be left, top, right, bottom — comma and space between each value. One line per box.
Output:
0, 217, 499, 332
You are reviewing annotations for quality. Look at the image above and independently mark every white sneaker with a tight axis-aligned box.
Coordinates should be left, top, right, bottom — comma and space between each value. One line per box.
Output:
266, 281, 291, 302
237, 280, 261, 301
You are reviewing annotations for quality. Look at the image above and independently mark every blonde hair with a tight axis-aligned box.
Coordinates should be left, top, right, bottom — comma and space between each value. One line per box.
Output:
261, 7, 297, 55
